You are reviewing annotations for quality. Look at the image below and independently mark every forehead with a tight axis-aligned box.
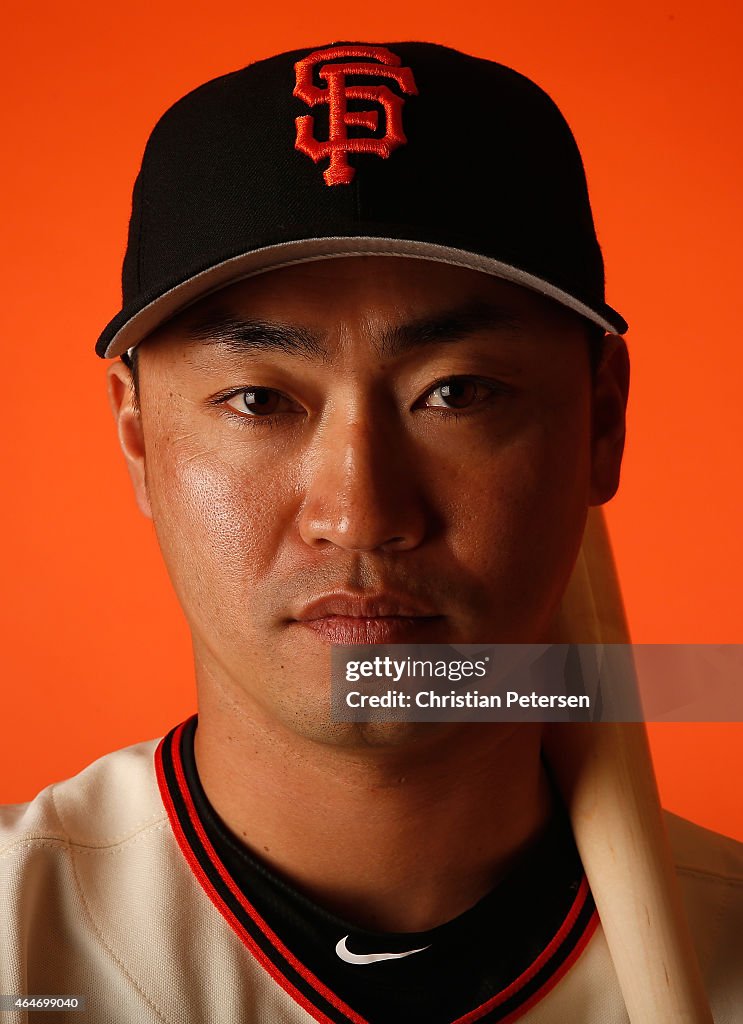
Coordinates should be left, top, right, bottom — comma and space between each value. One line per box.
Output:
142, 255, 582, 357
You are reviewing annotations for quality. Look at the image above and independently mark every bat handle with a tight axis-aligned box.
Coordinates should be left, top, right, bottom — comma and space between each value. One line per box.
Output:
544, 721, 714, 1024
545, 508, 714, 1023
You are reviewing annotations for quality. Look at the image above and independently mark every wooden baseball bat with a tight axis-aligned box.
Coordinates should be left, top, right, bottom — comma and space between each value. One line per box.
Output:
542, 506, 714, 1023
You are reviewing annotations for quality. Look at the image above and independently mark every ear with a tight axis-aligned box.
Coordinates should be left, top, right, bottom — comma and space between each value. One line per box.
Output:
106, 359, 153, 519
589, 334, 630, 506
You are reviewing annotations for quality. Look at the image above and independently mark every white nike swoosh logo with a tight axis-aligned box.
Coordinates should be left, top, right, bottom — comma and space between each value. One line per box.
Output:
335, 935, 431, 965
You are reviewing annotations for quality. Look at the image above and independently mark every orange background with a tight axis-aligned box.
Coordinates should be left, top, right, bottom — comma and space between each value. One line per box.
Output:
2, 1, 741, 837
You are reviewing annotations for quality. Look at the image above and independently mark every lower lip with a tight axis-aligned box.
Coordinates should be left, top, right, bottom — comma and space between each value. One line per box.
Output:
295, 616, 442, 645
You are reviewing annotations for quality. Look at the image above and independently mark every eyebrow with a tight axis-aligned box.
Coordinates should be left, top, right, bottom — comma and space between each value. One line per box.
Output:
378, 301, 522, 358
183, 310, 324, 359
182, 300, 522, 361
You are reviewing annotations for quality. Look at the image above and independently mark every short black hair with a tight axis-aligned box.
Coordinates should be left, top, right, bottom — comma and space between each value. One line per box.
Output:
121, 347, 141, 415
122, 321, 607, 411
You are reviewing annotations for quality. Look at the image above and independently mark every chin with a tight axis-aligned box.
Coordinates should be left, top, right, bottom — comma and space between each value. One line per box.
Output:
251, 682, 455, 752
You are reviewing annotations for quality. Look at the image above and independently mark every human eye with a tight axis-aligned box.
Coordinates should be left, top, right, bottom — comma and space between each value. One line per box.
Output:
416, 376, 506, 413
212, 386, 304, 423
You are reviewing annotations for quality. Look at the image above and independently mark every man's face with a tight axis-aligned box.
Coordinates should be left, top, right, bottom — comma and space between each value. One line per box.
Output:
109, 256, 627, 743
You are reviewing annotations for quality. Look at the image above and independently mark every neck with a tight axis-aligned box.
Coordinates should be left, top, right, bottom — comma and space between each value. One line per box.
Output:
193, 678, 554, 933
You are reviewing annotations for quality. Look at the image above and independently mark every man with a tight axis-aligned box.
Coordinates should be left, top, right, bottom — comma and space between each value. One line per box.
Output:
1, 41, 742, 1024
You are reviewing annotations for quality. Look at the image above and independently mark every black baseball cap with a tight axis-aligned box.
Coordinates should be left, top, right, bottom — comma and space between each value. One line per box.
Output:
95, 41, 627, 360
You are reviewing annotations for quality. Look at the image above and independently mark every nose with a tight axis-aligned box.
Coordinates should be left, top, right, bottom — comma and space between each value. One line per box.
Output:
297, 406, 429, 553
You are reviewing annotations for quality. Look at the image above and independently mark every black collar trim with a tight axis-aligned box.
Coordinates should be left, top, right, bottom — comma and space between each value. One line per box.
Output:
156, 717, 598, 1024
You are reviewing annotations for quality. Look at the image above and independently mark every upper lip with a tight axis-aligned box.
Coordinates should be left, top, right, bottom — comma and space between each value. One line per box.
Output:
294, 593, 441, 621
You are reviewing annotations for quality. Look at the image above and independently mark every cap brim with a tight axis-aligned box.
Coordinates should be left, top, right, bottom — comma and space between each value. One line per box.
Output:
97, 236, 628, 359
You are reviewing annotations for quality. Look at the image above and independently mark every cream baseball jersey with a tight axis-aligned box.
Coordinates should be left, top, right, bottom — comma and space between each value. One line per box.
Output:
1, 717, 743, 1024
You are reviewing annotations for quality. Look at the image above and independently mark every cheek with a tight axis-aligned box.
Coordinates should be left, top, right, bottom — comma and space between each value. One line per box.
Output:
438, 408, 592, 602
144, 439, 294, 632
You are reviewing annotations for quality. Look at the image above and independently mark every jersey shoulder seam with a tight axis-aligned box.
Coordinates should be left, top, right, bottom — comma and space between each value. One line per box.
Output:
0, 817, 168, 859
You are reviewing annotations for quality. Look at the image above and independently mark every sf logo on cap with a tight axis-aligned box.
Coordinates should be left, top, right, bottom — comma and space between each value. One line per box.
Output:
294, 45, 418, 186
